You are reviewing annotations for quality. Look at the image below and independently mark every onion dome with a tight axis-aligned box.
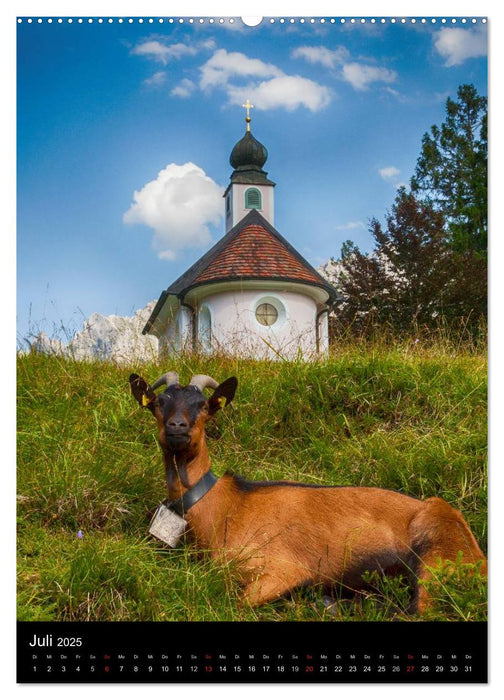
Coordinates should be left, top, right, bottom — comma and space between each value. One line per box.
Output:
230, 130, 268, 171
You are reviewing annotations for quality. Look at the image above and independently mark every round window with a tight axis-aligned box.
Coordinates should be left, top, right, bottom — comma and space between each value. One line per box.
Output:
255, 302, 278, 326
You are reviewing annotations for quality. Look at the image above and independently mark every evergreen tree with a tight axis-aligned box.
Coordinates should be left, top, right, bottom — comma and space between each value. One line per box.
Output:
411, 84, 487, 256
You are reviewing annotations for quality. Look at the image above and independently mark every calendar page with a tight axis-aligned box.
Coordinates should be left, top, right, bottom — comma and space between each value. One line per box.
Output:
16, 13, 488, 684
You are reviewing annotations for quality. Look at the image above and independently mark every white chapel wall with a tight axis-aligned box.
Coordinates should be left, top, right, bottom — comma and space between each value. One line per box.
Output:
197, 289, 318, 359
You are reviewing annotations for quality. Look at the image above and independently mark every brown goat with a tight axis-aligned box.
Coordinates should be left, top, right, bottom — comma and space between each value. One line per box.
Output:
130, 371, 486, 613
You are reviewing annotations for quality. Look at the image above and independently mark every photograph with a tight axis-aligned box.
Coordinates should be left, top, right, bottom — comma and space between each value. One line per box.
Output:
16, 13, 488, 683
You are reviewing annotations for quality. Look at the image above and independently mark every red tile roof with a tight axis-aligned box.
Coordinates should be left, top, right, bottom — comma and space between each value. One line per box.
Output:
167, 210, 335, 296
193, 222, 324, 286
143, 210, 336, 333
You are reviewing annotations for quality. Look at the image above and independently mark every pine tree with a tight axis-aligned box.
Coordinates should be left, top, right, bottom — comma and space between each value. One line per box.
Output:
411, 84, 487, 256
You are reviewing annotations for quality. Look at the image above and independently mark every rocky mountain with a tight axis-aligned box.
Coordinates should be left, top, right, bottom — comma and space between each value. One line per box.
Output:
317, 258, 343, 290
29, 302, 159, 364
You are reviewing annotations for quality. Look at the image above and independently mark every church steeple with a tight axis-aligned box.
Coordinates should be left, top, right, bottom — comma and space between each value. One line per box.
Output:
224, 105, 276, 232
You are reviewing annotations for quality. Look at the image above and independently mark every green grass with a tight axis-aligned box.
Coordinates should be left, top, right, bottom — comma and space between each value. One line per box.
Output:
17, 342, 487, 621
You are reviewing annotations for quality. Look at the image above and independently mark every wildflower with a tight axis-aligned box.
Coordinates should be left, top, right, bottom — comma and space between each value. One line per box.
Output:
77, 530, 83, 539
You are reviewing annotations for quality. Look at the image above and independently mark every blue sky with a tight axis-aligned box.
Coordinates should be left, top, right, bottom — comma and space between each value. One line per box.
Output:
16, 15, 487, 344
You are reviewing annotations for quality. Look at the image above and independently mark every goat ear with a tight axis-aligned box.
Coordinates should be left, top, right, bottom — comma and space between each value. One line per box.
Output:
129, 374, 156, 411
208, 377, 238, 415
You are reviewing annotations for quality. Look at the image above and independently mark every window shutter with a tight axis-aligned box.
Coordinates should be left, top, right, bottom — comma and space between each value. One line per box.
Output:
245, 188, 261, 209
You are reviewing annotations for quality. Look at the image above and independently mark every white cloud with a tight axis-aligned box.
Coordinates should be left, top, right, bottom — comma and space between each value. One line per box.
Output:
379, 166, 401, 182
342, 63, 397, 91
144, 71, 167, 87
171, 79, 196, 98
291, 45, 350, 69
227, 75, 331, 112
131, 40, 198, 65
335, 221, 365, 231
434, 26, 487, 67
200, 39, 217, 51
292, 43, 397, 93
384, 87, 401, 98
123, 163, 224, 259
199, 49, 330, 112
158, 250, 177, 261
200, 49, 283, 90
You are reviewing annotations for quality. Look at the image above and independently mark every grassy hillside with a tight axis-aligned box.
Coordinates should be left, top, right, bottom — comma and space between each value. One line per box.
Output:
17, 344, 487, 622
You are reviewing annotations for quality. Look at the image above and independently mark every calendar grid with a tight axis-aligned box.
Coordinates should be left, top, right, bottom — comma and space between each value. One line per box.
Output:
17, 621, 487, 683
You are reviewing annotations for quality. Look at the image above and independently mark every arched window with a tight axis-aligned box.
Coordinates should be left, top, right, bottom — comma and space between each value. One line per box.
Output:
245, 188, 262, 210
198, 305, 212, 353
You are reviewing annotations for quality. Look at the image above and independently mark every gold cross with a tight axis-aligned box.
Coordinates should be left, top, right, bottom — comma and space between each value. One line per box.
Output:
242, 100, 254, 131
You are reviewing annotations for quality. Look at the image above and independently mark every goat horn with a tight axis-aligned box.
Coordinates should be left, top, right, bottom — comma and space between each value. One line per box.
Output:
151, 371, 180, 391
189, 374, 219, 393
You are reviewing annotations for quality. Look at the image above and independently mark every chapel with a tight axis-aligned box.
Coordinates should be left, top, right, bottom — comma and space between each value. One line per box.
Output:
143, 105, 335, 359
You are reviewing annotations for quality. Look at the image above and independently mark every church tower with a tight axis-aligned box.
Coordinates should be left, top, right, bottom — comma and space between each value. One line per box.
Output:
224, 101, 276, 232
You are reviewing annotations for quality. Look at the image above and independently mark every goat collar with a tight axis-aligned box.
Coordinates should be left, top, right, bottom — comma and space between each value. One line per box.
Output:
167, 470, 218, 517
